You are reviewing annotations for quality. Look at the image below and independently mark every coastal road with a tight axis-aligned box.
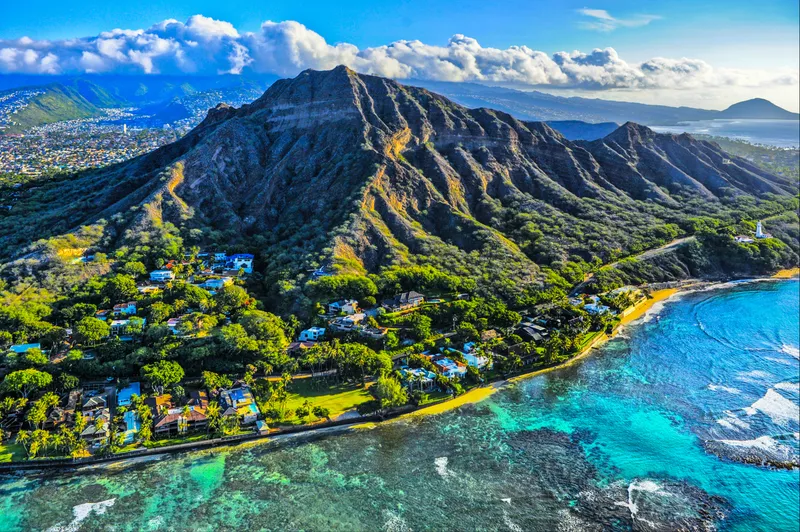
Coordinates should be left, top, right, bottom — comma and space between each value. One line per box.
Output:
570, 236, 696, 295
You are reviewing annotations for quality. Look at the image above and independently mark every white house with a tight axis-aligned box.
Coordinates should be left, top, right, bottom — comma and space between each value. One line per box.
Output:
299, 327, 326, 341
226, 254, 254, 273
213, 252, 227, 263
150, 270, 175, 282
109, 318, 145, 336
329, 299, 359, 315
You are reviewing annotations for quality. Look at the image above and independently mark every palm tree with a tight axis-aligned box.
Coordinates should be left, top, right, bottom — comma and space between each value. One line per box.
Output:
180, 405, 191, 434
206, 402, 221, 436
16, 430, 30, 457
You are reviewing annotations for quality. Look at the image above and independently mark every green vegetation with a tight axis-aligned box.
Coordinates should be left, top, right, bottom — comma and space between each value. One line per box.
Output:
282, 380, 374, 422
3, 84, 102, 132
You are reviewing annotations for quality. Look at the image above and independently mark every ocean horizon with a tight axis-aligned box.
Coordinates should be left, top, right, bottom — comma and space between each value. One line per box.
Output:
651, 119, 800, 148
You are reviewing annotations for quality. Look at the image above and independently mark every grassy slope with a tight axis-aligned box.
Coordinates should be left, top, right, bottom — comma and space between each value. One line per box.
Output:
7, 85, 100, 131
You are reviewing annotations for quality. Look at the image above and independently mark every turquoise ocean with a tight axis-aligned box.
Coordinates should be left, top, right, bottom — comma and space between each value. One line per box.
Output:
1, 280, 798, 531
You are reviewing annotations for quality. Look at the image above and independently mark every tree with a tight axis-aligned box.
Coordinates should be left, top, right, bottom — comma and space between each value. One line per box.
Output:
374, 375, 408, 413
295, 400, 311, 421
206, 401, 223, 435
74, 317, 110, 346
312, 405, 331, 421
103, 274, 139, 304
2, 369, 53, 398
202, 371, 232, 392
25, 391, 59, 429
23, 348, 48, 367
121, 261, 147, 277
137, 404, 153, 442
147, 302, 173, 325
409, 313, 432, 341
140, 360, 184, 394
214, 285, 253, 315
543, 334, 567, 364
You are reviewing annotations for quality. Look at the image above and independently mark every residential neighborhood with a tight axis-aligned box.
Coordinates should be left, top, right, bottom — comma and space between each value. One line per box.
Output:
0, 242, 648, 463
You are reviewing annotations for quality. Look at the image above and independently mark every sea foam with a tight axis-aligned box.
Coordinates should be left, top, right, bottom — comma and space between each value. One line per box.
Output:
745, 388, 800, 426
46, 499, 115, 532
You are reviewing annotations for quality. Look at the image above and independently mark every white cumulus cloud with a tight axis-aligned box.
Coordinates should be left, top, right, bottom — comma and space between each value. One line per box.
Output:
0, 15, 795, 93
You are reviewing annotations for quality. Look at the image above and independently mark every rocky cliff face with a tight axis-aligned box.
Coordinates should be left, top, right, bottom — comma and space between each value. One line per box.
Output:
2, 66, 794, 284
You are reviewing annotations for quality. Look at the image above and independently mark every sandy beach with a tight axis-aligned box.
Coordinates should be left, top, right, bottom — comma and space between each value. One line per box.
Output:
772, 267, 800, 279
377, 286, 687, 423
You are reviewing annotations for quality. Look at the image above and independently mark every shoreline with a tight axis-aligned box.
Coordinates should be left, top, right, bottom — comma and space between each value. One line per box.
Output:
380, 286, 686, 423
3, 275, 793, 471
772, 267, 800, 279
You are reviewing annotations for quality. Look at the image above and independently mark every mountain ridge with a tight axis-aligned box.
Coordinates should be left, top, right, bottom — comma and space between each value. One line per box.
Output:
1, 66, 795, 300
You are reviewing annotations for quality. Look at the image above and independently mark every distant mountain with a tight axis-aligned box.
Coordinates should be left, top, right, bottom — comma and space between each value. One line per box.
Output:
720, 98, 800, 120
0, 84, 103, 132
404, 80, 798, 125
2, 67, 794, 297
545, 120, 619, 141
0, 74, 278, 107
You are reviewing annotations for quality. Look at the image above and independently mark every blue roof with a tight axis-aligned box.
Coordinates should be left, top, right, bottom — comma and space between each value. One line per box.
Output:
117, 382, 141, 406
230, 253, 254, 259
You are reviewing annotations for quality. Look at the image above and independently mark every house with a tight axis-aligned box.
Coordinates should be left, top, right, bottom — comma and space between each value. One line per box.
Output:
166, 317, 182, 334
400, 367, 437, 391
80, 408, 111, 444
113, 302, 137, 315
189, 390, 209, 409
287, 341, 317, 354
382, 291, 425, 312
153, 406, 208, 435
433, 357, 467, 378
82, 393, 108, 412
95, 309, 111, 321
256, 420, 270, 435
44, 406, 72, 430
226, 253, 254, 273
150, 270, 175, 282
299, 327, 326, 342
220, 385, 259, 424
9, 343, 41, 354
117, 382, 141, 407
137, 285, 161, 295
462, 351, 489, 369
109, 318, 145, 336
735, 235, 755, 243
212, 252, 227, 263
144, 394, 173, 414
328, 299, 359, 315
515, 326, 545, 343
360, 326, 388, 340
329, 313, 366, 332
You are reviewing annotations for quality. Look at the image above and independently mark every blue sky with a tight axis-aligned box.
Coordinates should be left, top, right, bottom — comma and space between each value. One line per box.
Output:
1, 0, 798, 109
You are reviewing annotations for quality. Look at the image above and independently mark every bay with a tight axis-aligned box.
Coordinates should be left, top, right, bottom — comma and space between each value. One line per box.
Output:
651, 119, 800, 148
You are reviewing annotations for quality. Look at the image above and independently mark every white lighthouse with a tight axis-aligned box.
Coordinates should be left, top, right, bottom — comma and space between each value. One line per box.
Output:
755, 221, 768, 239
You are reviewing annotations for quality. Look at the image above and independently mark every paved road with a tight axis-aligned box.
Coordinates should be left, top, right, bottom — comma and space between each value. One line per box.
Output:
570, 236, 696, 295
